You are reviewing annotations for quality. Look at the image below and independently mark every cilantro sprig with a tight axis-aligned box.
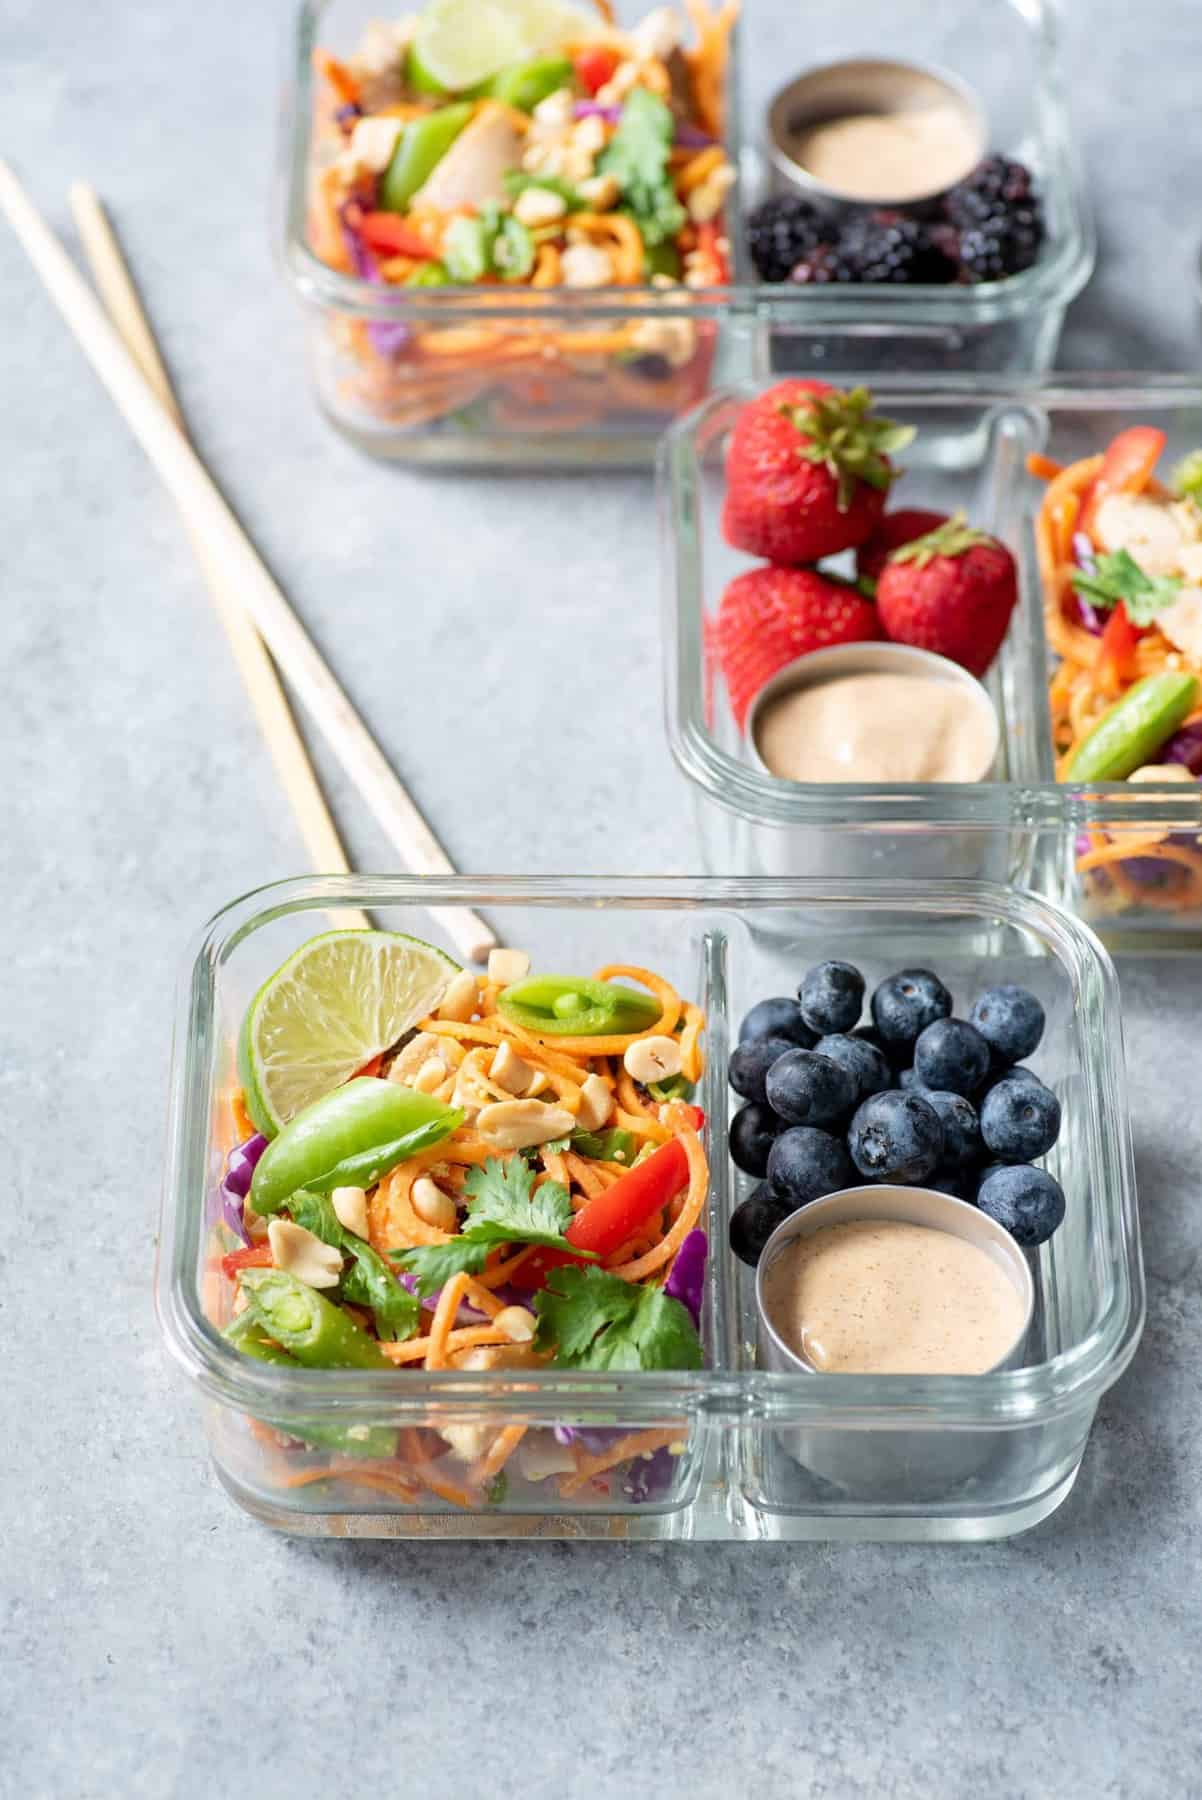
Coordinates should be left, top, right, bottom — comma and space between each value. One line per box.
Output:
534, 1264, 703, 1372
393, 1156, 591, 1296
1071, 548, 1183, 626
597, 88, 686, 248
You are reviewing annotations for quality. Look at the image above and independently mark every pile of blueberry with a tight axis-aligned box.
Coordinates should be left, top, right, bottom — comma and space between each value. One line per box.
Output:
728, 960, 1066, 1267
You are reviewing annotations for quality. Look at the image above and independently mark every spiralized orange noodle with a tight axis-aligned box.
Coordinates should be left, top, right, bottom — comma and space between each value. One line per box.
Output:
1031, 446, 1202, 907
307, 0, 738, 424
220, 956, 707, 1508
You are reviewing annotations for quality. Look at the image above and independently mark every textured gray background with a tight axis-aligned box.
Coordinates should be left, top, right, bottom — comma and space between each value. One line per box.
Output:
2, 0, 1201, 1795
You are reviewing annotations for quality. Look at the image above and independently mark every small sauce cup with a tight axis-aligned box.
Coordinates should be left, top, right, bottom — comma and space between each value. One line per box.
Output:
767, 57, 987, 211
755, 1185, 1034, 1497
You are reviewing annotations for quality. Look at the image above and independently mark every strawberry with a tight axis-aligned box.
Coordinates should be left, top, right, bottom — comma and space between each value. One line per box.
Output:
856, 508, 950, 584
722, 382, 915, 566
714, 565, 883, 728
875, 513, 1018, 678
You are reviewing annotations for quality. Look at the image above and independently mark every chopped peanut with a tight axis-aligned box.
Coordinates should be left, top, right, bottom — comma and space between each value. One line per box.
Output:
623, 1035, 683, 1085
266, 1219, 342, 1289
488, 948, 530, 986
490, 1040, 536, 1096
331, 1185, 369, 1239
411, 1176, 458, 1233
575, 1072, 614, 1132
438, 969, 479, 1023
477, 1099, 576, 1150
495, 1305, 538, 1343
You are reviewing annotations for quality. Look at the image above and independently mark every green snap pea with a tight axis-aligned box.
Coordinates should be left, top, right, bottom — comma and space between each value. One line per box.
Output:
240, 1270, 393, 1370
1066, 672, 1199, 781
570, 1127, 638, 1164
379, 102, 473, 212
481, 57, 573, 111
497, 975, 662, 1038
405, 260, 452, 287
225, 1295, 397, 1457
249, 1078, 462, 1217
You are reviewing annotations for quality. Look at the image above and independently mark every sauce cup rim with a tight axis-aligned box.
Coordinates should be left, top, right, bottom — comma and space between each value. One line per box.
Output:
766, 55, 988, 208
745, 641, 1002, 787
754, 1183, 1036, 1378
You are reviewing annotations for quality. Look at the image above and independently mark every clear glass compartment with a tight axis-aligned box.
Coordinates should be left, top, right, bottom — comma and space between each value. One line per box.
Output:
661, 374, 1202, 952
277, 0, 1088, 465
157, 875, 1143, 1542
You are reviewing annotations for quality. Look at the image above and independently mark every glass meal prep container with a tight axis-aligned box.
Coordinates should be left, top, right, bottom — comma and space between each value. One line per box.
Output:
277, 0, 1087, 467
157, 874, 1142, 1543
662, 374, 1202, 954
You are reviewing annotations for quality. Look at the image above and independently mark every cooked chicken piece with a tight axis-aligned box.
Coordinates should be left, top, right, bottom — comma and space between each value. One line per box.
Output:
412, 102, 525, 211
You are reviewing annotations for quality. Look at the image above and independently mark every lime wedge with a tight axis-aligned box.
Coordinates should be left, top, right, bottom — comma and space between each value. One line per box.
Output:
413, 0, 594, 93
237, 930, 458, 1135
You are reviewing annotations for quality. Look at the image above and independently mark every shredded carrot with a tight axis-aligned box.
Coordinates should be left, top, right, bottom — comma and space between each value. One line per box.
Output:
379, 1326, 513, 1365
280, 1461, 421, 1502
425, 1274, 472, 1369
232, 1090, 255, 1141
474, 1245, 537, 1287
558, 1428, 683, 1498
470, 1424, 528, 1488
1026, 451, 1065, 481
678, 1004, 706, 1083
676, 145, 726, 194
532, 243, 562, 287
314, 49, 361, 108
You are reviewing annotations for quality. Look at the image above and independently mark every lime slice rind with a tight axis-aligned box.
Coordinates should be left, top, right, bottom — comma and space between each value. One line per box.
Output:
414, 0, 596, 92
238, 930, 458, 1134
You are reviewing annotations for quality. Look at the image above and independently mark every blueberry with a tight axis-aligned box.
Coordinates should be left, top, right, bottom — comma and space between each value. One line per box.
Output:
979, 1062, 1040, 1098
912, 1017, 991, 1097
729, 1102, 781, 1177
921, 1090, 983, 1170
767, 1127, 854, 1205
898, 1066, 928, 1092
848, 1090, 943, 1184
738, 997, 818, 1049
813, 1033, 892, 1102
980, 1076, 1061, 1162
798, 960, 865, 1035
729, 1183, 792, 1267
728, 1036, 796, 1104
870, 968, 953, 1049
969, 984, 1045, 1065
977, 1163, 1065, 1247
765, 1049, 858, 1127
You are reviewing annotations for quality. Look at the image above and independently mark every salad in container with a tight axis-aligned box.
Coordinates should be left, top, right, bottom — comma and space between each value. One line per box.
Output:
291, 0, 738, 456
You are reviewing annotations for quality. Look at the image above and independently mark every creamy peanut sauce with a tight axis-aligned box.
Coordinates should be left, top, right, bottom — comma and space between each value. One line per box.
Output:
789, 105, 980, 202
762, 1219, 1025, 1375
754, 671, 995, 783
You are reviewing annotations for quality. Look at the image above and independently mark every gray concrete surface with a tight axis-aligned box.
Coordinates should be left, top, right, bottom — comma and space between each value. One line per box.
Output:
2, 1, 1200, 1795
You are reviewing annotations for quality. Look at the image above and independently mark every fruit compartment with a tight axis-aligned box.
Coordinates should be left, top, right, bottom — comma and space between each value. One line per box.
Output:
738, 0, 1093, 378
158, 876, 1142, 1541
661, 374, 1202, 951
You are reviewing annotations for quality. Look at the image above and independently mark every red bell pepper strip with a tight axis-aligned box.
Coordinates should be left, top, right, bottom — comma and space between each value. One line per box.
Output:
357, 211, 434, 259
513, 1112, 704, 1289
220, 1243, 273, 1281
574, 45, 621, 95
1095, 601, 1141, 694
1080, 426, 1166, 539
696, 221, 729, 284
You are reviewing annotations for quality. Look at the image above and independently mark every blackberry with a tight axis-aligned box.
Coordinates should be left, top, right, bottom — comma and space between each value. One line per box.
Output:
747, 193, 827, 282
944, 156, 1044, 281
791, 212, 958, 286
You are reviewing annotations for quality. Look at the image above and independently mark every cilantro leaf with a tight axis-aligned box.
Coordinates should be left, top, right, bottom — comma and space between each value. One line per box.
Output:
534, 1264, 703, 1371
1071, 548, 1183, 626
461, 1156, 574, 1242
597, 88, 686, 248
392, 1236, 492, 1297
393, 1156, 588, 1297
1173, 449, 1202, 503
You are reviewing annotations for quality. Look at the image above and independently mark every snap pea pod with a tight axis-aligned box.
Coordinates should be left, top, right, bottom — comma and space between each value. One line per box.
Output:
482, 56, 573, 111
224, 1303, 397, 1458
1066, 672, 1199, 781
249, 1078, 462, 1216
379, 102, 473, 212
240, 1270, 394, 1370
571, 1127, 638, 1164
498, 975, 662, 1038
288, 1189, 420, 1343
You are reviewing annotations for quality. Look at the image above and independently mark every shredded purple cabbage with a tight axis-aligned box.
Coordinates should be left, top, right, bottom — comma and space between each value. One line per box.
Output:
573, 100, 623, 123
571, 100, 714, 147
1075, 594, 1104, 635
223, 1133, 268, 1199
340, 205, 413, 358
663, 1229, 707, 1328
334, 101, 362, 128
1074, 832, 1093, 858
553, 1424, 626, 1452
674, 121, 715, 147
1162, 722, 1202, 774
1072, 531, 1097, 573
622, 1443, 678, 1503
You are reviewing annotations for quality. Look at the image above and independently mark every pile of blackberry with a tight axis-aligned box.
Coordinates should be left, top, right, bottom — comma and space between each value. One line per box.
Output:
746, 155, 1045, 287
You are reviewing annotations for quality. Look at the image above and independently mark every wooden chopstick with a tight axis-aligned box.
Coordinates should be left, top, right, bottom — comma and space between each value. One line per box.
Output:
0, 160, 495, 964
68, 182, 372, 936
